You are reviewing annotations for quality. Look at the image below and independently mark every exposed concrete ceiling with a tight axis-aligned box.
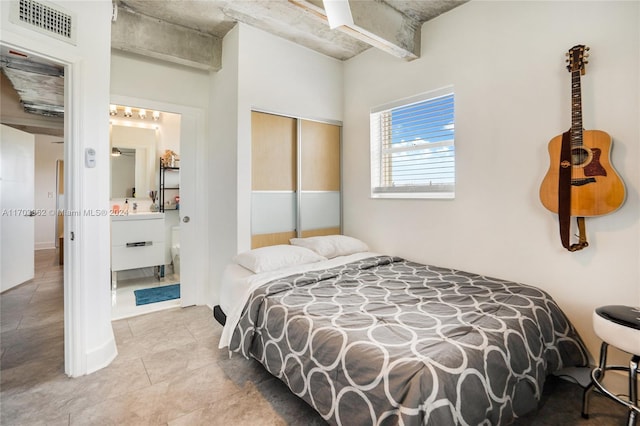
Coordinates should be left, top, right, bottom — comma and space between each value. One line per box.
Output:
0, 45, 64, 136
1, 0, 468, 128
113, 0, 469, 69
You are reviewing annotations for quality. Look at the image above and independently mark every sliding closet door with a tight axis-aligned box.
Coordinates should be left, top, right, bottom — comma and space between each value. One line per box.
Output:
251, 111, 297, 248
299, 119, 341, 237
250, 111, 342, 248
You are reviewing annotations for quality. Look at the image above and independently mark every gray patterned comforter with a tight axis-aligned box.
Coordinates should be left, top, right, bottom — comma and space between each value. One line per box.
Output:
229, 256, 588, 425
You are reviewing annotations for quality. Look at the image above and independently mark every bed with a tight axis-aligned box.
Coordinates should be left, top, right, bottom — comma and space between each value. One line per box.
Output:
216, 236, 588, 425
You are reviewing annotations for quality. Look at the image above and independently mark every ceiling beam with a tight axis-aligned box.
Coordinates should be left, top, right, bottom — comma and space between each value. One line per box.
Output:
290, 0, 420, 61
111, 5, 222, 71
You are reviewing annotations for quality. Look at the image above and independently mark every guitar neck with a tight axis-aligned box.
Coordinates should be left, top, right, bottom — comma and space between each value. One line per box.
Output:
570, 70, 583, 148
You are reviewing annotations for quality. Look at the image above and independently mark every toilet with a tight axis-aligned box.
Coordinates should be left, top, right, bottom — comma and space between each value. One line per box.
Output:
171, 226, 180, 277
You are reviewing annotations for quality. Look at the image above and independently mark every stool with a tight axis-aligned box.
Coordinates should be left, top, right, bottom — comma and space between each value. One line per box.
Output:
582, 305, 640, 425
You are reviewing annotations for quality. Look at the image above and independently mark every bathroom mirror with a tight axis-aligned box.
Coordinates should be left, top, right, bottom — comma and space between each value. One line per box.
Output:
111, 148, 136, 197
110, 125, 157, 199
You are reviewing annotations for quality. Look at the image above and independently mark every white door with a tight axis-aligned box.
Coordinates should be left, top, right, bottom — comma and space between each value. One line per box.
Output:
177, 113, 197, 307
0, 124, 35, 292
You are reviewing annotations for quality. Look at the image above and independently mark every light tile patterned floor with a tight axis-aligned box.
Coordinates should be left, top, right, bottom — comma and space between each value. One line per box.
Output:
0, 250, 323, 425
111, 274, 181, 321
0, 249, 628, 425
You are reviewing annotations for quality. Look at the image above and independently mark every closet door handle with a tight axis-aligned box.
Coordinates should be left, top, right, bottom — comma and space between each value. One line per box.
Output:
182, 216, 190, 223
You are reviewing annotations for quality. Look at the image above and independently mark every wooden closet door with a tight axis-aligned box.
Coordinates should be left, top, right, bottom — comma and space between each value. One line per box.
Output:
299, 119, 341, 237
251, 111, 297, 248
251, 111, 296, 191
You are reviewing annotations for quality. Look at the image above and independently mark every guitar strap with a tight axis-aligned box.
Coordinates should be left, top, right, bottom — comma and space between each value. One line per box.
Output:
558, 130, 589, 251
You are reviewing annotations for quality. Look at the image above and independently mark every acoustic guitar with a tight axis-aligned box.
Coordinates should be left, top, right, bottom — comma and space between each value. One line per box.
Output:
539, 45, 625, 217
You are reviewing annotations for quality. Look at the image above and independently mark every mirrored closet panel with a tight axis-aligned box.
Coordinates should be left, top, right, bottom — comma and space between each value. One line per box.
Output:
251, 111, 341, 248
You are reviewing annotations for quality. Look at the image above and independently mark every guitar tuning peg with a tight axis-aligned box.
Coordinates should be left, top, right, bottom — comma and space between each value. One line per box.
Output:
565, 52, 570, 57
584, 53, 590, 58
584, 60, 589, 64
585, 46, 591, 51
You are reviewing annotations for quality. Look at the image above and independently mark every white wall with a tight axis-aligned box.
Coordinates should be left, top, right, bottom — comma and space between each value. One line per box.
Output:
342, 1, 639, 367
2, 0, 116, 376
111, 52, 209, 110
34, 135, 63, 250
207, 24, 344, 306
208, 25, 240, 307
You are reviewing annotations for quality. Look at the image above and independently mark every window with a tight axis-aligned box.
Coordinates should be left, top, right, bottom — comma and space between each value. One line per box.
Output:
370, 87, 455, 199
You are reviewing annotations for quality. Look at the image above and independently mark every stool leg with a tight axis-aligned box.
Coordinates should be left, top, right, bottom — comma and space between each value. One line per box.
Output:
628, 355, 639, 426
583, 342, 609, 419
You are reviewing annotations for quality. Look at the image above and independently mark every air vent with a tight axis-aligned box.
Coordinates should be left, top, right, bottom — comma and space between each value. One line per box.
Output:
10, 0, 77, 45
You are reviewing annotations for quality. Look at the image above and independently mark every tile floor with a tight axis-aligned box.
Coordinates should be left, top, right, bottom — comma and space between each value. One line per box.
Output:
0, 249, 324, 425
111, 272, 181, 320
0, 249, 628, 425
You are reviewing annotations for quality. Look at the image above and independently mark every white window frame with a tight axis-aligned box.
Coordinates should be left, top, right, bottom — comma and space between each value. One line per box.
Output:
370, 86, 455, 199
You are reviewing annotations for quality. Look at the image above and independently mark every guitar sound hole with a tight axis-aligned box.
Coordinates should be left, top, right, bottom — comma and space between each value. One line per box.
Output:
571, 147, 589, 166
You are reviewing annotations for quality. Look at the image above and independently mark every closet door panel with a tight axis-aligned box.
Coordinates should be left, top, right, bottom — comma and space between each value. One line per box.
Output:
300, 228, 341, 238
300, 119, 341, 235
251, 192, 296, 234
251, 111, 296, 191
252, 232, 297, 249
300, 120, 340, 191
300, 192, 340, 232
251, 111, 298, 248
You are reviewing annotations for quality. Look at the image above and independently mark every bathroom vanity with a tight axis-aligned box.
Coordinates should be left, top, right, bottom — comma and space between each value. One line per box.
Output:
111, 212, 165, 289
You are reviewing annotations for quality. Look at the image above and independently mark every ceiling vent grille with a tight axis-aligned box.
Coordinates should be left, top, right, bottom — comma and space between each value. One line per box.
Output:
10, 0, 77, 45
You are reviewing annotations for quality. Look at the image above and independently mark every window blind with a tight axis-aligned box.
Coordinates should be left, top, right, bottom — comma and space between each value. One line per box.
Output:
370, 89, 455, 199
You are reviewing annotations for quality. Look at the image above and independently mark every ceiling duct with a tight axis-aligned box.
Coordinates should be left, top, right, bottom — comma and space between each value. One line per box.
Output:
1, 47, 65, 118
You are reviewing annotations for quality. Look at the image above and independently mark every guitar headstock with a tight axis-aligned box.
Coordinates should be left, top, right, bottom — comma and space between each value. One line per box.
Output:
566, 44, 590, 75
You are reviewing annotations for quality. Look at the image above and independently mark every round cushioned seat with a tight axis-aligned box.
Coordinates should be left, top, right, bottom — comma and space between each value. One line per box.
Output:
593, 305, 640, 355
582, 305, 640, 425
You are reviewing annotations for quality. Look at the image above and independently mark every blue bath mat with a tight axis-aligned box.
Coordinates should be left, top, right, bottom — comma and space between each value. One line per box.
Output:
134, 284, 180, 306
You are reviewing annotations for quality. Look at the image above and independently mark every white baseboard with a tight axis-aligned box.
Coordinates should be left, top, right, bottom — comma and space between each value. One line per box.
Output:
35, 242, 56, 250
84, 335, 118, 376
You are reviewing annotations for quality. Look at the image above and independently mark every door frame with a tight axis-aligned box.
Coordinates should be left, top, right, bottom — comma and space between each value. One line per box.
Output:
110, 94, 207, 307
0, 40, 84, 375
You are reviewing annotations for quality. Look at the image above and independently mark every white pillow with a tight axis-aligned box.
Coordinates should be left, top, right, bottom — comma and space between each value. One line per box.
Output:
233, 244, 327, 274
289, 235, 369, 259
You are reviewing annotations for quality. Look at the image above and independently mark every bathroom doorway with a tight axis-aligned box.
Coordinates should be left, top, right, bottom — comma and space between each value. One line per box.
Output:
109, 107, 182, 319
108, 95, 203, 319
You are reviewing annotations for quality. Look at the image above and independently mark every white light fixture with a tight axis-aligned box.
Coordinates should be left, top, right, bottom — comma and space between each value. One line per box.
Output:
323, 0, 353, 29
109, 105, 161, 123
111, 147, 121, 157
